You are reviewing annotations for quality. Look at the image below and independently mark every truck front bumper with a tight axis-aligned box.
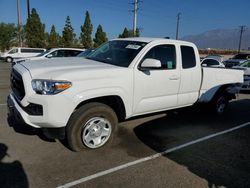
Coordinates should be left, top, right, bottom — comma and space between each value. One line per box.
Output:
7, 94, 25, 124
7, 94, 66, 139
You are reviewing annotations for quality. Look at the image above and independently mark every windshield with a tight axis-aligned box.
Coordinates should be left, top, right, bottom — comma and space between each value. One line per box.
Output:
86, 40, 147, 67
35, 49, 51, 57
8, 48, 18, 54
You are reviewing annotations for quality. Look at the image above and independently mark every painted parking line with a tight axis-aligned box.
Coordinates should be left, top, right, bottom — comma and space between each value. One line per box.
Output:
57, 122, 250, 188
0, 103, 7, 106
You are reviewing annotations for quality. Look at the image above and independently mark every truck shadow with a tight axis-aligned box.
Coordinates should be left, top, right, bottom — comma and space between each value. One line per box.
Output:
0, 143, 29, 188
134, 99, 250, 188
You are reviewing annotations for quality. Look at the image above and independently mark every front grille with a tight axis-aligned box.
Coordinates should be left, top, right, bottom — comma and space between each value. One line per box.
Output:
11, 69, 25, 100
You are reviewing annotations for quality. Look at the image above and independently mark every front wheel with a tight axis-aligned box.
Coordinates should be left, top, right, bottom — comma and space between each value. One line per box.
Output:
6, 57, 13, 63
66, 103, 118, 151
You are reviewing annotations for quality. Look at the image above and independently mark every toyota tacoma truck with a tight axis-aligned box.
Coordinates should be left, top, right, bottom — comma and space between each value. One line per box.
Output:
7, 38, 243, 151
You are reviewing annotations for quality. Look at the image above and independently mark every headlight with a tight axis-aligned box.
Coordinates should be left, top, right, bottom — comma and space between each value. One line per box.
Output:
31, 79, 72, 95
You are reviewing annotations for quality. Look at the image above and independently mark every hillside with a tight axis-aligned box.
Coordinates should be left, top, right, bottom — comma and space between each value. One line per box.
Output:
182, 28, 250, 50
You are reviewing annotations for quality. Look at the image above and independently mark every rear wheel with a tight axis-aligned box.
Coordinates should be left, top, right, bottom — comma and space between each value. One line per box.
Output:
66, 103, 118, 151
212, 93, 229, 115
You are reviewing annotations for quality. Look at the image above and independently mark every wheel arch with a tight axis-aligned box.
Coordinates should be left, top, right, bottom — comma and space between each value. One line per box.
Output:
211, 84, 237, 101
199, 84, 237, 103
74, 95, 127, 122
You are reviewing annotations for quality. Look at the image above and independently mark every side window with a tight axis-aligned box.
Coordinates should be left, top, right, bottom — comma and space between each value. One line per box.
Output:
21, 49, 30, 53
50, 50, 58, 57
143, 45, 176, 69
50, 50, 67, 57
20, 48, 44, 53
57, 50, 65, 57
69, 50, 82, 56
202, 59, 219, 66
32, 49, 45, 53
181, 46, 196, 69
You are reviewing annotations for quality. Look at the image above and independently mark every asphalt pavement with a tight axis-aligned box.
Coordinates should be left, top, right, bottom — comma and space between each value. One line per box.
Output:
0, 62, 250, 188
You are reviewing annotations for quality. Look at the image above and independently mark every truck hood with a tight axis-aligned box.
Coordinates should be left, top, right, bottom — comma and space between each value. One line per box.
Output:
18, 57, 120, 78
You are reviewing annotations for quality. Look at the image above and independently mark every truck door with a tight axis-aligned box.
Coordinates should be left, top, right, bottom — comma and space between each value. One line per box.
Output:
133, 44, 181, 115
177, 45, 202, 106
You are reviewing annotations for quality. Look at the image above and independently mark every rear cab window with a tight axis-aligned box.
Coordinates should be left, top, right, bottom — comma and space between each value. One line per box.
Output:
181, 46, 196, 69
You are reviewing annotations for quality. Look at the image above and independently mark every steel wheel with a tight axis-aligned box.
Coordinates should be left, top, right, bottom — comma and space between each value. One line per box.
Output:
66, 102, 118, 151
82, 117, 112, 149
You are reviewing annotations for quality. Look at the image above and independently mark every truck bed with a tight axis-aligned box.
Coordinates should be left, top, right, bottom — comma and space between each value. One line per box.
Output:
199, 67, 243, 102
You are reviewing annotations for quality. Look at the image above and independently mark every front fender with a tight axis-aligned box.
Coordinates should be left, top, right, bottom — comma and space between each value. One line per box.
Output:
72, 87, 132, 118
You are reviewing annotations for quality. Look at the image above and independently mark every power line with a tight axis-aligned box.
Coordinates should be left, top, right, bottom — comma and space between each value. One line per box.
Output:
238, 25, 247, 53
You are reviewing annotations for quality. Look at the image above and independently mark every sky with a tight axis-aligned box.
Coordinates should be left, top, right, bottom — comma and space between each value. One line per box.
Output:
0, 0, 249, 40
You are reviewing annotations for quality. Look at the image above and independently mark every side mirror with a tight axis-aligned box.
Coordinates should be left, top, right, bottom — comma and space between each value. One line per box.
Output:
140, 58, 161, 70
46, 54, 53, 58
201, 63, 207, 67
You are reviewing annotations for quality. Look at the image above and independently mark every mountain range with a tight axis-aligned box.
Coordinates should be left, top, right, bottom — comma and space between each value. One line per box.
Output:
181, 28, 250, 50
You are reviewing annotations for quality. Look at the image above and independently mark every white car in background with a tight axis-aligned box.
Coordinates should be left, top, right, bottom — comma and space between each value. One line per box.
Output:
201, 58, 225, 68
233, 60, 250, 91
0, 47, 46, 63
13, 48, 85, 65
204, 55, 224, 63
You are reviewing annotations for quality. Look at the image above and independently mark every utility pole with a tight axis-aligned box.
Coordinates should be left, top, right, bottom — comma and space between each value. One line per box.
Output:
176, 12, 181, 40
238, 25, 247, 53
27, 0, 30, 18
17, 0, 22, 47
132, 0, 138, 37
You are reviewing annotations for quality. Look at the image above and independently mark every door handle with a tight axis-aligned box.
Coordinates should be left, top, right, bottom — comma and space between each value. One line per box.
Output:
169, 75, 180, 80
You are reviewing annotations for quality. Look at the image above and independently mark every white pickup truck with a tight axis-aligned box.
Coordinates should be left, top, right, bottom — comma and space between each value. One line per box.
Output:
8, 38, 243, 151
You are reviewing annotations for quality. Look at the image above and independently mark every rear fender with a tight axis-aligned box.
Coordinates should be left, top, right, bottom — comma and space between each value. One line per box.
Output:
198, 84, 239, 103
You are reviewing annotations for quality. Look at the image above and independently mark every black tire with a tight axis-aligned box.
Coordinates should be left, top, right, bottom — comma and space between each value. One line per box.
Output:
212, 93, 229, 115
6, 57, 13, 63
66, 102, 118, 151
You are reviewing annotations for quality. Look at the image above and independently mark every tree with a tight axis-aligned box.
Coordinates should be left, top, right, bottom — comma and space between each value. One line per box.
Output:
48, 25, 60, 48
62, 16, 76, 47
118, 27, 140, 38
0, 23, 17, 51
93, 25, 108, 47
118, 27, 129, 38
25, 8, 46, 48
80, 11, 93, 48
135, 28, 140, 37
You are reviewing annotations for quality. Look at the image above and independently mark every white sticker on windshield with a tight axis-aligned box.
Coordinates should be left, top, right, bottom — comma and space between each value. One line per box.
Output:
126, 44, 141, 50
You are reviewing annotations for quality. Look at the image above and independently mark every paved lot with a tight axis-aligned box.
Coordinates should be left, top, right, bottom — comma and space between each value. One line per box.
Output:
0, 62, 250, 188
